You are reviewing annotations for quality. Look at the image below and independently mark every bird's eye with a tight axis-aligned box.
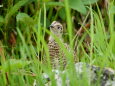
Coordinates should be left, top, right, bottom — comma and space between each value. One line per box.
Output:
57, 26, 61, 30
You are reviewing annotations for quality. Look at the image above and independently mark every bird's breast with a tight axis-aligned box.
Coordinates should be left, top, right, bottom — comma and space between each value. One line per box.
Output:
48, 41, 60, 58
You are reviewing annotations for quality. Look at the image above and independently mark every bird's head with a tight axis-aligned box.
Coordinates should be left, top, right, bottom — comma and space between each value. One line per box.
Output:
49, 21, 63, 37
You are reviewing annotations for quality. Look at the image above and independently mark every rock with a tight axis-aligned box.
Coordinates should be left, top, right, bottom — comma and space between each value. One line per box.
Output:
41, 62, 115, 86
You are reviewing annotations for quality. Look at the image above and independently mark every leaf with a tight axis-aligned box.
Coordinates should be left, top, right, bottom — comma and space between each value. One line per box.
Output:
0, 16, 4, 26
45, 2, 64, 6
0, 16, 4, 23
5, 0, 34, 25
110, 6, 115, 14
82, 0, 99, 5
0, 59, 31, 72
46, 0, 98, 14
46, 1, 86, 14
16, 13, 34, 26
58, 8, 66, 20
68, 0, 87, 14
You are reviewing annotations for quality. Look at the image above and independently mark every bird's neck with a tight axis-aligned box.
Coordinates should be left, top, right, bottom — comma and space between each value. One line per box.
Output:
49, 35, 63, 42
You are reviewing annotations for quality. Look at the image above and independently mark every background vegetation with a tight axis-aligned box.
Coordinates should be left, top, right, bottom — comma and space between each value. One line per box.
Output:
0, 0, 115, 85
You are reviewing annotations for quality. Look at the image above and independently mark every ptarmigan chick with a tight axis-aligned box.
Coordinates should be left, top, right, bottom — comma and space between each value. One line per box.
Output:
48, 21, 77, 69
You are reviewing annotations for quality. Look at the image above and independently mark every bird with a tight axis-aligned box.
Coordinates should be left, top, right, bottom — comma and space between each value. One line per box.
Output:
48, 21, 78, 69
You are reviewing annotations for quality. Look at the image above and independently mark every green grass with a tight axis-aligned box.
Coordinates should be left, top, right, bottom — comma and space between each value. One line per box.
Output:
0, 0, 115, 86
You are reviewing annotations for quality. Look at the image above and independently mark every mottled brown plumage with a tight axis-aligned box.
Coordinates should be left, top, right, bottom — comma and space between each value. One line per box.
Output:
48, 40, 67, 69
48, 21, 77, 69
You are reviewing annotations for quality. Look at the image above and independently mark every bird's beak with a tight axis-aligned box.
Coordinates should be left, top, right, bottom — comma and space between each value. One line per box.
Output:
49, 25, 54, 29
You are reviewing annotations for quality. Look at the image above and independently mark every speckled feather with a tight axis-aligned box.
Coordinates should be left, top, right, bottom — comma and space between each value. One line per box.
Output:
48, 40, 67, 69
48, 21, 78, 69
